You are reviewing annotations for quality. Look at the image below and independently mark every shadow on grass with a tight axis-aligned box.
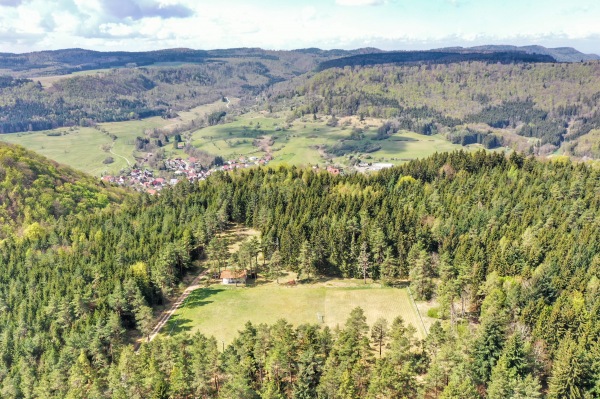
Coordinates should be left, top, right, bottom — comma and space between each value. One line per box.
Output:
248, 277, 273, 287
388, 280, 410, 288
181, 287, 224, 309
164, 314, 193, 335
310, 276, 336, 284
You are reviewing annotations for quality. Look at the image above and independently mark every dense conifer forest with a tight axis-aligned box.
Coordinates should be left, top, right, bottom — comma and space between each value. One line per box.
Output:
315, 51, 555, 71
0, 141, 599, 398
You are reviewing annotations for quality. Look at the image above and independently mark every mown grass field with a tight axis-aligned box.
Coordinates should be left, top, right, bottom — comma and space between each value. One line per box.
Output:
0, 120, 168, 176
190, 116, 345, 166
162, 278, 425, 344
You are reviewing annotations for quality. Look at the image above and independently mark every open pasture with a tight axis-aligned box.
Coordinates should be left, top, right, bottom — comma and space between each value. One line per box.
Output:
163, 278, 426, 344
190, 113, 471, 167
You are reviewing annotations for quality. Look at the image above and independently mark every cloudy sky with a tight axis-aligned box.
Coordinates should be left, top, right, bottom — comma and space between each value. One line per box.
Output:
0, 0, 599, 54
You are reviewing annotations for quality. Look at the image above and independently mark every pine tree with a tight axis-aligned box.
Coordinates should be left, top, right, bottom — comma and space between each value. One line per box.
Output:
408, 243, 433, 300
297, 240, 316, 280
337, 369, 358, 399
269, 249, 282, 283
439, 373, 480, 399
379, 247, 397, 285
357, 241, 371, 284
370, 318, 389, 358
66, 350, 93, 399
547, 335, 590, 399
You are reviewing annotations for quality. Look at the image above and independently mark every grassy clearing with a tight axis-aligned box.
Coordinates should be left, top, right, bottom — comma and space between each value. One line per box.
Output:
0, 121, 165, 176
162, 278, 426, 344
34, 68, 116, 88
373, 131, 474, 164
0, 127, 119, 176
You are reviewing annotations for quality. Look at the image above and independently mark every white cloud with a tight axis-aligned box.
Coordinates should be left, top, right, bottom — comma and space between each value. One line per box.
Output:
301, 6, 317, 21
99, 22, 136, 37
335, 0, 385, 6
0, 0, 598, 54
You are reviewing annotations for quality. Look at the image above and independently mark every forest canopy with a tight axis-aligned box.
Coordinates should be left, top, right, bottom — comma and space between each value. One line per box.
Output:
0, 145, 598, 398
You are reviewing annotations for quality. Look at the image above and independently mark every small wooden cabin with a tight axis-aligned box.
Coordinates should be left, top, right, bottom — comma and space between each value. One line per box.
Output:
220, 270, 248, 285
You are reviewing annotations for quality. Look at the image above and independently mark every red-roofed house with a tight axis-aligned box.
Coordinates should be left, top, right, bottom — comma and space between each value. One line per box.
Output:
327, 166, 340, 176
220, 270, 247, 285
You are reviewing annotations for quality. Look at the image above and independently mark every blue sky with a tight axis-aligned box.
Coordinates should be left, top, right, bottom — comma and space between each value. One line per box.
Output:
0, 0, 599, 54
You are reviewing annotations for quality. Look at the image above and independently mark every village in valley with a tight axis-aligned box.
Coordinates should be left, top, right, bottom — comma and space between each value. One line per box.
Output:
99, 152, 398, 193
101, 154, 274, 194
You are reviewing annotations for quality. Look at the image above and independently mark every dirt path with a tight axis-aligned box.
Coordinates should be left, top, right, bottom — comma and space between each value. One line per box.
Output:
146, 269, 208, 343
138, 226, 259, 348
109, 145, 132, 167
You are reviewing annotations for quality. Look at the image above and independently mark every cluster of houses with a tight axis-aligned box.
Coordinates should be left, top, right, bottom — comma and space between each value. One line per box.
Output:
101, 169, 179, 194
220, 155, 273, 171
101, 155, 273, 194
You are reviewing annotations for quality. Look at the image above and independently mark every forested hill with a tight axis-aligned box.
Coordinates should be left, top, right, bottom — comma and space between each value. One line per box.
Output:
0, 47, 366, 77
0, 150, 599, 397
0, 47, 375, 133
436, 45, 600, 62
0, 61, 286, 133
0, 142, 125, 238
316, 50, 555, 71
275, 61, 600, 156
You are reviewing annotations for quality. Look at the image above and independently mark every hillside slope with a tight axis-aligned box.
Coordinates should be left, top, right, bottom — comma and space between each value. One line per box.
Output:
0, 142, 125, 238
272, 61, 600, 156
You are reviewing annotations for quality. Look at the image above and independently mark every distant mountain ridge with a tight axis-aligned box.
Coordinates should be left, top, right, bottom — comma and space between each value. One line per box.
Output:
0, 45, 596, 78
437, 44, 600, 62
0, 47, 371, 77
315, 51, 556, 71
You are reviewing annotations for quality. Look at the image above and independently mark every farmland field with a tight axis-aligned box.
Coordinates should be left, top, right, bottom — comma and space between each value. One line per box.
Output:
0, 119, 168, 176
0, 100, 229, 176
190, 112, 476, 167
162, 278, 427, 344
1, 104, 482, 176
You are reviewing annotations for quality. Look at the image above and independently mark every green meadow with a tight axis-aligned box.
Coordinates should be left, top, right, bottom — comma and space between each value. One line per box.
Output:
162, 278, 426, 345
189, 113, 473, 167
0, 101, 227, 176
1, 104, 483, 176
